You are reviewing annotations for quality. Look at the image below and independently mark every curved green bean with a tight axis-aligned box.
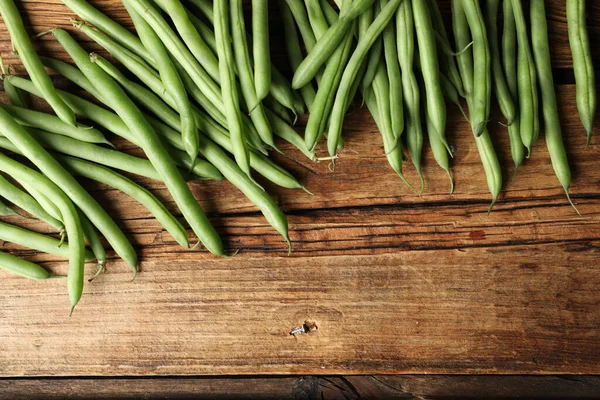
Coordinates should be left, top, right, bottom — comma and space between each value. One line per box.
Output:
3, 75, 28, 108
531, 0, 578, 213
567, 0, 596, 143
0, 0, 75, 125
78, 210, 106, 271
61, 156, 190, 248
230, 0, 274, 148
53, 28, 224, 256
252, 0, 271, 102
0, 251, 53, 280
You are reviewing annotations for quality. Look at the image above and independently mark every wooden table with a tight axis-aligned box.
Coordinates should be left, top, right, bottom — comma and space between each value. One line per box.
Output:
0, 1, 599, 397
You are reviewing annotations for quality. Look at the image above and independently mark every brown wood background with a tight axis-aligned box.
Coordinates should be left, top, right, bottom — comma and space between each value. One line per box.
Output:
0, 0, 599, 382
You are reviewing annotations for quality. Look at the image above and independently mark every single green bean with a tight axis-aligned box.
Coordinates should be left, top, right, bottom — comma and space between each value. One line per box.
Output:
397, 0, 424, 192
280, 0, 317, 112
230, 0, 274, 148
0, 0, 75, 125
485, 0, 516, 125
123, 1, 199, 165
0, 152, 87, 312
426, 0, 465, 97
263, 95, 294, 125
61, 0, 153, 64
380, 0, 404, 139
510, 0, 538, 155
0, 104, 110, 145
461, 0, 491, 136
327, 0, 404, 157
78, 210, 106, 270
502, 0, 525, 174
292, 0, 376, 88
53, 28, 224, 256
61, 155, 190, 248
567, 0, 596, 143
0, 198, 17, 217
360, 8, 383, 97
452, 0, 473, 95
184, 0, 214, 24
14, 176, 63, 223
0, 173, 63, 231
41, 56, 106, 101
531, 0, 578, 213
413, 0, 450, 154
252, 0, 271, 101
214, 0, 251, 178
0, 251, 53, 280
3, 76, 28, 108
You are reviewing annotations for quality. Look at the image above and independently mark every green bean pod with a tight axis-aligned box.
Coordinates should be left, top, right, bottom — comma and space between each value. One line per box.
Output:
502, 0, 525, 173
0, 0, 75, 125
61, 156, 191, 248
252, 0, 271, 102
461, 0, 491, 137
567, 0, 596, 143
230, 0, 274, 148
78, 210, 106, 269
53, 28, 224, 256
360, 7, 383, 96
0, 173, 63, 231
3, 76, 28, 108
397, 0, 425, 192
327, 0, 404, 156
0, 104, 110, 145
531, 0, 578, 212
485, 0, 516, 125
413, 0, 450, 154
279, 0, 318, 109
0, 251, 53, 280
510, 0, 539, 155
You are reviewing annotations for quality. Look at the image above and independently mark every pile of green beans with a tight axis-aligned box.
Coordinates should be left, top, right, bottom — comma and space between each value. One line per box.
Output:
0, 0, 593, 313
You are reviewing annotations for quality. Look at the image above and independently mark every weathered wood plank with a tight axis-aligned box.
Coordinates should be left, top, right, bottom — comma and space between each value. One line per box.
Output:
2, 375, 600, 400
1, 245, 599, 376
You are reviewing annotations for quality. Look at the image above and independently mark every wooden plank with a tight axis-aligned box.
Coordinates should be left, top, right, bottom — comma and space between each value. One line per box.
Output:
2, 375, 600, 399
1, 245, 599, 376
0, 0, 598, 378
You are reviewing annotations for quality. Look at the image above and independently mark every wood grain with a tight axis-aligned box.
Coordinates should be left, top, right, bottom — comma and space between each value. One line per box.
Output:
2, 375, 600, 400
0, 0, 598, 377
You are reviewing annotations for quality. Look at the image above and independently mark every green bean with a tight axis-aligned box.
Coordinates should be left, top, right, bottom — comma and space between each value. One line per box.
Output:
184, 0, 214, 24
426, 0, 465, 98
197, 134, 291, 253
426, 115, 454, 194
485, 0, 516, 126
285, 0, 318, 51
0, 104, 110, 145
292, 0, 376, 89
252, 0, 271, 101
0, 198, 17, 217
567, 0, 596, 143
458, 0, 490, 137
3, 75, 28, 108
0, 152, 87, 312
126, 0, 223, 114
61, 156, 190, 248
397, 0, 424, 192
78, 210, 106, 271
61, 0, 153, 64
360, 7, 383, 96
263, 95, 294, 125
413, 0, 450, 154
53, 29, 224, 256
326, 0, 404, 157
151, 0, 220, 84
380, 0, 404, 139
502, 0, 525, 174
510, 0, 538, 156
40, 56, 106, 101
280, 0, 317, 112
230, 0, 274, 148
0, 251, 53, 280
14, 177, 63, 223
453, 0, 502, 208
531, 0, 578, 213
0, 173, 63, 231
439, 72, 468, 119
123, 1, 198, 166
214, 0, 251, 178
0, 0, 75, 125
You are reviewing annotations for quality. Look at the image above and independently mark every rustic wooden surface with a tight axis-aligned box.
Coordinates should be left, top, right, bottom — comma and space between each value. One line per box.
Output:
0, 0, 599, 380
2, 375, 600, 399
